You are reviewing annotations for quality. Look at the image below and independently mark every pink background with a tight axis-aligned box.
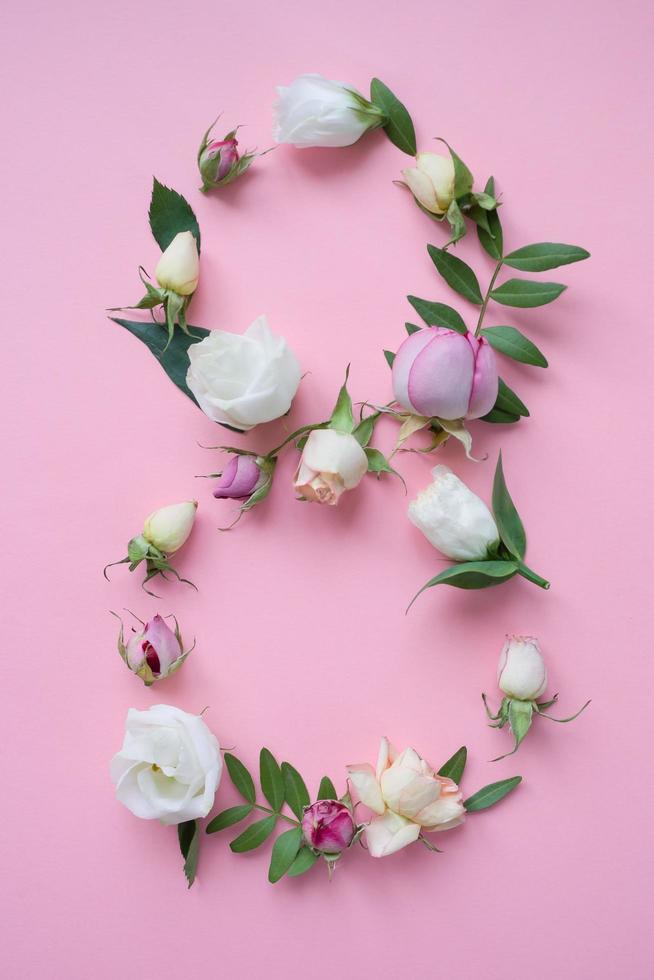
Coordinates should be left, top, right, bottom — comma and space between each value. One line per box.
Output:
2, 0, 652, 976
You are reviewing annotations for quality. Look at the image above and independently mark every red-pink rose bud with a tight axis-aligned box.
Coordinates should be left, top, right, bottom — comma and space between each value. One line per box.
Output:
200, 138, 240, 184
125, 614, 183, 679
301, 801, 356, 854
213, 455, 263, 500
392, 327, 498, 421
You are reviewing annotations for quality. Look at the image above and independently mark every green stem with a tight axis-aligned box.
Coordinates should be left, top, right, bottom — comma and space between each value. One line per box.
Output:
266, 420, 330, 459
253, 803, 299, 826
517, 561, 550, 590
475, 256, 504, 336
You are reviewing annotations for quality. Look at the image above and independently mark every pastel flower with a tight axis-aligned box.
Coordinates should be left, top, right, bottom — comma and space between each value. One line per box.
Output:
402, 152, 456, 215
142, 501, 197, 554
273, 73, 383, 148
301, 801, 356, 854
408, 465, 499, 561
294, 428, 368, 505
154, 231, 199, 297
213, 455, 263, 500
498, 635, 548, 701
200, 136, 240, 184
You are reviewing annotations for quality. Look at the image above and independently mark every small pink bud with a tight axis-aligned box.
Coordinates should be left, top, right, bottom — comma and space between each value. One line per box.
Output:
122, 615, 189, 685
199, 137, 240, 185
301, 801, 356, 854
213, 455, 262, 500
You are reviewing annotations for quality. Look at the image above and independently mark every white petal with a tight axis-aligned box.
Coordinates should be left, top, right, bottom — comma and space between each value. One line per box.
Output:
364, 811, 421, 857
345, 763, 385, 815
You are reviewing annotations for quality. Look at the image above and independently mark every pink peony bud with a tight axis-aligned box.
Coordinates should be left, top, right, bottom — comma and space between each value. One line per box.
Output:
301, 800, 356, 854
125, 615, 184, 681
392, 327, 499, 421
200, 137, 240, 184
213, 455, 263, 500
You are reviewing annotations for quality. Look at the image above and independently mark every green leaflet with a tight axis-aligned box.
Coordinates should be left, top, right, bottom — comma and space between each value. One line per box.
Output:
317, 776, 338, 800
491, 452, 527, 560
111, 317, 208, 409
206, 804, 254, 834
427, 246, 483, 305
260, 748, 285, 812
464, 776, 522, 812
481, 407, 521, 425
149, 177, 201, 252
503, 242, 590, 272
230, 814, 278, 853
405, 321, 422, 335
477, 177, 503, 259
224, 753, 256, 804
480, 326, 548, 367
177, 819, 200, 888
369, 78, 417, 155
281, 762, 310, 820
490, 279, 566, 308
383, 349, 396, 368
408, 561, 519, 610
407, 295, 467, 334
268, 827, 303, 884
287, 847, 319, 878
437, 746, 467, 784
494, 378, 529, 417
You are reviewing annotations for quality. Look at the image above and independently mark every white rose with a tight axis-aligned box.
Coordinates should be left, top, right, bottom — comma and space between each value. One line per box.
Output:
154, 231, 199, 296
402, 152, 455, 215
186, 315, 301, 431
110, 704, 222, 825
294, 428, 368, 505
408, 465, 500, 561
143, 500, 197, 554
498, 635, 548, 701
273, 73, 382, 148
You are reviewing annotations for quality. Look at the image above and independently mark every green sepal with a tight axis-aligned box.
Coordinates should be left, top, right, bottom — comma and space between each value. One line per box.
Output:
281, 762, 310, 820
230, 814, 277, 853
317, 776, 338, 800
480, 326, 548, 368
464, 776, 522, 812
329, 367, 355, 433
444, 199, 466, 248
177, 819, 200, 888
405, 321, 422, 335
224, 752, 256, 804
407, 560, 519, 610
427, 245, 483, 305
127, 535, 150, 563
437, 746, 467, 784
534, 698, 591, 723
407, 295, 467, 334
206, 804, 254, 834
369, 78, 416, 155
364, 447, 406, 490
149, 177, 201, 252
260, 748, 285, 812
491, 451, 527, 560
437, 139, 473, 199
353, 412, 380, 447
491, 701, 534, 761
268, 827, 303, 883
472, 191, 497, 210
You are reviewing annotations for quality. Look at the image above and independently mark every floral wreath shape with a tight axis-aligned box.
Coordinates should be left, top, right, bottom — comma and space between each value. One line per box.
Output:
106, 73, 590, 887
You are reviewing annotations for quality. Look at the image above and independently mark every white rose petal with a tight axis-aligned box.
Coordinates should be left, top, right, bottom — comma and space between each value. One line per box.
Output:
498, 635, 548, 700
408, 465, 499, 561
142, 501, 197, 554
154, 231, 199, 296
273, 73, 377, 148
364, 810, 421, 858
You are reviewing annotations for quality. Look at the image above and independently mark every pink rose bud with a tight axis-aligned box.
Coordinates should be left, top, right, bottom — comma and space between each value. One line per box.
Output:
200, 137, 240, 184
392, 327, 499, 421
301, 800, 356, 854
213, 455, 263, 500
125, 614, 186, 684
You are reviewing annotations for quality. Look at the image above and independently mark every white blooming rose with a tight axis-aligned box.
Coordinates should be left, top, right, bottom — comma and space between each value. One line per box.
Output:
402, 152, 456, 215
294, 428, 368, 505
186, 315, 301, 431
498, 635, 548, 701
347, 737, 465, 858
154, 231, 199, 296
408, 465, 499, 561
273, 73, 382, 148
142, 501, 197, 554
110, 705, 222, 825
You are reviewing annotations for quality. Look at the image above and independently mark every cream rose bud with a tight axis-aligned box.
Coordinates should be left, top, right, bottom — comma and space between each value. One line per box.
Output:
498, 635, 548, 701
408, 465, 500, 561
294, 429, 368, 505
273, 73, 382, 148
110, 705, 222, 824
186, 315, 301, 431
402, 153, 456, 215
154, 231, 200, 296
143, 501, 197, 554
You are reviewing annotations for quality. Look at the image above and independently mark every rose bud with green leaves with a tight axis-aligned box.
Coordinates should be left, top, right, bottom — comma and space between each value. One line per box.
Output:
113, 612, 195, 686
198, 118, 273, 192
202, 450, 276, 528
273, 73, 386, 148
104, 500, 198, 596
408, 453, 550, 607
301, 800, 357, 855
483, 636, 591, 760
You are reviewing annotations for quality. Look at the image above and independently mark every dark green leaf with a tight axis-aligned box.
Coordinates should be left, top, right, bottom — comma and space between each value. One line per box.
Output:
281, 762, 310, 820
369, 78, 416, 155
490, 279, 566, 308
149, 177, 201, 252
178, 820, 200, 888
224, 753, 256, 804
260, 748, 285, 812
206, 804, 254, 834
480, 407, 521, 424
383, 349, 396, 368
317, 776, 338, 800
408, 561, 518, 609
268, 827, 303, 883
407, 295, 467, 334
437, 746, 467, 784
492, 452, 527, 560
405, 321, 422, 335
495, 378, 529, 417
481, 326, 548, 367
464, 776, 522, 812
287, 847, 319, 878
111, 317, 209, 410
427, 246, 483, 305
329, 368, 354, 433
230, 814, 277, 852
503, 242, 590, 272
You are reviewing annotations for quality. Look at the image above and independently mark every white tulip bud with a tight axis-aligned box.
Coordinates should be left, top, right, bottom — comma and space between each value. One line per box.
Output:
408, 465, 499, 561
498, 635, 548, 701
154, 231, 199, 296
143, 501, 197, 554
273, 73, 383, 149
402, 153, 456, 215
